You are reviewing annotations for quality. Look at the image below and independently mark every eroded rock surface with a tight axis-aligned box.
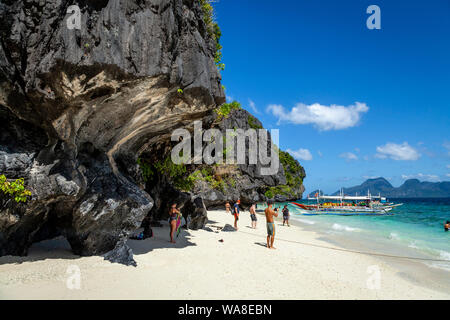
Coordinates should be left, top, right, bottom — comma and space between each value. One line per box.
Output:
0, 0, 224, 259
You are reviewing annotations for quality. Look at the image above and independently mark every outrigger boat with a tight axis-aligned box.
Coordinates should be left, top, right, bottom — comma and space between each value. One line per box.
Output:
290, 190, 403, 216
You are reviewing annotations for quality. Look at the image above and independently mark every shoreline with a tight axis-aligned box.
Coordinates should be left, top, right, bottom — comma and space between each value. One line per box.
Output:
283, 213, 450, 296
0, 209, 449, 300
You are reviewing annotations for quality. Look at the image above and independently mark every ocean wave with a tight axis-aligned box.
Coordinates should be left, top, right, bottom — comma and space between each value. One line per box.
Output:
439, 250, 450, 261
296, 219, 315, 225
408, 241, 419, 249
427, 251, 450, 272
389, 232, 400, 240
332, 223, 360, 232
427, 262, 450, 272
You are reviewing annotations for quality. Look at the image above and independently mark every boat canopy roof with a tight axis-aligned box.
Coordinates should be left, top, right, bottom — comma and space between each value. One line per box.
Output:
308, 195, 386, 201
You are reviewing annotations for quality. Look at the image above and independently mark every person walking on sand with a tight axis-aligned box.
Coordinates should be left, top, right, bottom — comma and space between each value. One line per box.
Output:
249, 203, 257, 229
265, 201, 278, 249
233, 200, 241, 230
445, 221, 450, 232
169, 203, 181, 243
282, 205, 290, 227
225, 201, 231, 214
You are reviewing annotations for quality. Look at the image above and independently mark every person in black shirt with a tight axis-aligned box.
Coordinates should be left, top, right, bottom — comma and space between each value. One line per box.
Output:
282, 205, 290, 227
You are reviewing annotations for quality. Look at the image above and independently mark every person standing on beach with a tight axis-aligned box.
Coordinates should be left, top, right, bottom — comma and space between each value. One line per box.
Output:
169, 203, 181, 243
249, 203, 257, 229
225, 201, 231, 214
445, 221, 449, 232
233, 200, 240, 230
282, 205, 290, 227
265, 201, 278, 249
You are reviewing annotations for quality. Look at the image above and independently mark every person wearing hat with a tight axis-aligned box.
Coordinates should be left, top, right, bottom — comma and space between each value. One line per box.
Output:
233, 200, 241, 230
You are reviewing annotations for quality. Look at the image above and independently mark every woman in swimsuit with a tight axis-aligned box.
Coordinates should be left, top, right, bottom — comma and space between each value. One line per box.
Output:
250, 203, 257, 229
169, 203, 181, 243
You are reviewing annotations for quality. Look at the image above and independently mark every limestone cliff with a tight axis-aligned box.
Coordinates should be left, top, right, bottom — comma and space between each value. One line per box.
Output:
0, 0, 224, 259
0, 0, 305, 263
138, 105, 306, 224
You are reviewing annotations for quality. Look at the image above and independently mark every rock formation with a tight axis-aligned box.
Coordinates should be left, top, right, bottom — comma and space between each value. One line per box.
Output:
0, 0, 224, 258
0, 0, 305, 263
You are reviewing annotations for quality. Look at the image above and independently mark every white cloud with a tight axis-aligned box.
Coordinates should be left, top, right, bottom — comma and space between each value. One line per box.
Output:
266, 102, 369, 131
444, 141, 450, 156
339, 152, 358, 161
376, 142, 420, 161
446, 173, 450, 178
287, 148, 313, 161
317, 150, 323, 157
248, 99, 260, 114
362, 176, 392, 180
226, 95, 233, 102
336, 177, 352, 182
401, 173, 440, 182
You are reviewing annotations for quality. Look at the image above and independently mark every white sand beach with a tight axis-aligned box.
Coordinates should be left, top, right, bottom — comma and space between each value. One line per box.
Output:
0, 210, 448, 300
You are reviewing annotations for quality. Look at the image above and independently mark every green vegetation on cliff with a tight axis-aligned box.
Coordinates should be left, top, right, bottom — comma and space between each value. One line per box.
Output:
248, 115, 263, 130
186, 166, 236, 193
0, 174, 32, 206
216, 101, 242, 120
279, 150, 304, 187
265, 185, 293, 199
137, 158, 154, 182
138, 156, 194, 192
263, 151, 305, 199
199, 0, 225, 71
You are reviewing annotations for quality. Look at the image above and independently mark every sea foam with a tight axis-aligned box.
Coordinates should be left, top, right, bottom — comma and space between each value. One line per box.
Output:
296, 219, 315, 225
408, 241, 419, 249
332, 223, 360, 232
389, 232, 400, 240
439, 250, 450, 261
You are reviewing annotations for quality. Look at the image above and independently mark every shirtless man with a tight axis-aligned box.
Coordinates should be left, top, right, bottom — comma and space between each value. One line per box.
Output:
264, 201, 278, 249
445, 221, 450, 232
225, 201, 231, 214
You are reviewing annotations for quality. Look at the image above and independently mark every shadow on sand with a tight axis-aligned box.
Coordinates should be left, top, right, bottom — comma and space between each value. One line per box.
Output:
254, 242, 269, 249
129, 221, 198, 256
0, 220, 209, 265
0, 236, 80, 265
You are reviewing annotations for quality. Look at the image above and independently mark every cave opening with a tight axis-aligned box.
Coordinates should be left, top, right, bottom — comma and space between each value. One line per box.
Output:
28, 236, 73, 257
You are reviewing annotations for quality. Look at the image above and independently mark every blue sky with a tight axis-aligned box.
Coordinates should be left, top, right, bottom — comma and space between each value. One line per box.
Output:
214, 0, 450, 196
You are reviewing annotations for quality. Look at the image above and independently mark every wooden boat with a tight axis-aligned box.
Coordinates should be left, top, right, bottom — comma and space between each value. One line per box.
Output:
290, 190, 402, 216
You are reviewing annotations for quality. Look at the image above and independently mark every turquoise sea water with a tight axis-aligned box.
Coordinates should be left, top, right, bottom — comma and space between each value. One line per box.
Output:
258, 198, 450, 272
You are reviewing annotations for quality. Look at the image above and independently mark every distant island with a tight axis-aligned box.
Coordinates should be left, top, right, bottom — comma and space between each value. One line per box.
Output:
328, 177, 450, 198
